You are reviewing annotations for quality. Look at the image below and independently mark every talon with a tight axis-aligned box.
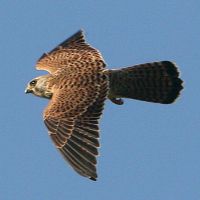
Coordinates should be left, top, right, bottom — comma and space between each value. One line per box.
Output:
110, 98, 124, 105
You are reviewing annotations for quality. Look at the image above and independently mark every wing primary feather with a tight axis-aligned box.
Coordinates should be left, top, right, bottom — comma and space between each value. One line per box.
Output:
67, 138, 97, 162
69, 135, 98, 156
48, 30, 84, 55
61, 145, 97, 175
73, 130, 100, 147
44, 119, 57, 132
49, 133, 65, 148
60, 148, 97, 179
75, 127, 99, 138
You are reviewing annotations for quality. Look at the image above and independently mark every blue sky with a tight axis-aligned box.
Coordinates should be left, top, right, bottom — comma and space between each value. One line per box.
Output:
0, 0, 199, 199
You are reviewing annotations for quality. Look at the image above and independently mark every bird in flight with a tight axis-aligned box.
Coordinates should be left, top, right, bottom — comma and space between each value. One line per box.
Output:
25, 30, 183, 181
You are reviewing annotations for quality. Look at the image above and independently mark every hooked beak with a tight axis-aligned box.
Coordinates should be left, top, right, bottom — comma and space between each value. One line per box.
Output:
25, 88, 32, 94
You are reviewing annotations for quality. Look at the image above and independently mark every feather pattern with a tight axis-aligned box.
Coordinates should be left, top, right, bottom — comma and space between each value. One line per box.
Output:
26, 30, 183, 181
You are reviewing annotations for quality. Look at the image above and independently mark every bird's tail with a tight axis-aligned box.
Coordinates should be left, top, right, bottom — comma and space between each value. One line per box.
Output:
106, 61, 183, 105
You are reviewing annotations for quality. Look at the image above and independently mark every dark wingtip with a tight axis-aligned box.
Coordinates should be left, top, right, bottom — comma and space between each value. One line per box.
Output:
89, 177, 97, 181
48, 29, 85, 55
37, 29, 86, 62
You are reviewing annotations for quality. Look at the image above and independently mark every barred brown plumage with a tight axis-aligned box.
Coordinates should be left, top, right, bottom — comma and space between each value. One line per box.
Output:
25, 30, 183, 181
106, 61, 183, 104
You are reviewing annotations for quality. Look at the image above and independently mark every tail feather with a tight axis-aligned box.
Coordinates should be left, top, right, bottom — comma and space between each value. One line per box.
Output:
107, 61, 183, 104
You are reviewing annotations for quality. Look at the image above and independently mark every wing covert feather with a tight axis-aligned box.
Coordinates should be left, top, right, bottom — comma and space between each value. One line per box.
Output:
36, 30, 106, 74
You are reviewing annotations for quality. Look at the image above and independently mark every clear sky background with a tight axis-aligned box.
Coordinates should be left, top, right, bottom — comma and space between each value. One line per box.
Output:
0, 0, 199, 200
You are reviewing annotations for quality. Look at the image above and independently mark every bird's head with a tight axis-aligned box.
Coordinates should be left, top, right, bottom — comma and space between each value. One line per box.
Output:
25, 75, 53, 99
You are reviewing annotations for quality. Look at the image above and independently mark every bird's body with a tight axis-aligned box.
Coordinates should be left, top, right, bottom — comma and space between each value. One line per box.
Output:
25, 30, 183, 181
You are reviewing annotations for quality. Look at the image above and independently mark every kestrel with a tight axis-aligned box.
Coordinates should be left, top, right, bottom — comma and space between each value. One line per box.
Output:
25, 30, 183, 181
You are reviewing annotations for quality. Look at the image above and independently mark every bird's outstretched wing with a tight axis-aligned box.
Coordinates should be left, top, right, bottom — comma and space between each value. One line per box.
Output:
36, 30, 108, 180
36, 30, 106, 74
43, 73, 108, 180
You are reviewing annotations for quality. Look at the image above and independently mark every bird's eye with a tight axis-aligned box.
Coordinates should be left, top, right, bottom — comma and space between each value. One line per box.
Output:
30, 80, 37, 86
